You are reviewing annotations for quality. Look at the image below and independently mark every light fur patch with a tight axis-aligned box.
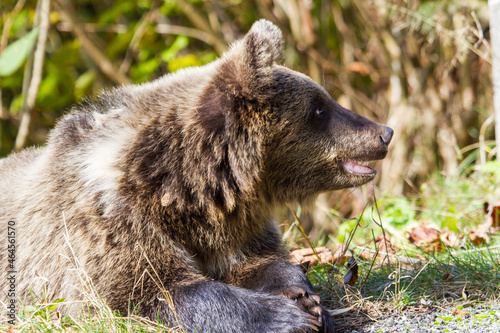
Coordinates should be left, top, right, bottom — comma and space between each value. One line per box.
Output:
79, 122, 135, 206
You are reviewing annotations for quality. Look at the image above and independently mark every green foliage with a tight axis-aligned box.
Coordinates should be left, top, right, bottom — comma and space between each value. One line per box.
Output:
374, 197, 418, 234
329, 156, 500, 253
480, 160, 500, 180
37, 60, 75, 110
0, 27, 39, 76
161, 36, 189, 62
131, 57, 161, 83
0, 0, 495, 187
5, 294, 176, 332
74, 70, 97, 100
98, 1, 135, 25
335, 218, 360, 244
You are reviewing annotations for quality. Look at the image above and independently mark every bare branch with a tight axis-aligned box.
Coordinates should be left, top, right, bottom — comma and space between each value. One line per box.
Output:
155, 24, 217, 46
0, 0, 27, 53
15, 0, 50, 150
120, 7, 158, 74
56, 22, 129, 34
0, 0, 27, 128
171, 0, 227, 53
53, 0, 132, 85
490, 0, 500, 151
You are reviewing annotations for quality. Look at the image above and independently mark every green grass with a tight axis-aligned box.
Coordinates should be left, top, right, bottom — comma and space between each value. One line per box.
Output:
4, 235, 498, 332
299, 161, 500, 330
366, 242, 499, 299
310, 236, 500, 300
1, 307, 175, 332
1, 221, 181, 333
305, 236, 500, 331
0, 293, 178, 332
3, 162, 499, 332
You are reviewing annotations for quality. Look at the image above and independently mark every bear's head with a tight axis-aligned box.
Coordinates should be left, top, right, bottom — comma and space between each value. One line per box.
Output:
196, 19, 393, 206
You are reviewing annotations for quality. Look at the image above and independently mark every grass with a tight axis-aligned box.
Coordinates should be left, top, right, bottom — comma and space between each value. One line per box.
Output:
0, 216, 180, 333
284, 160, 500, 331
0, 291, 177, 332
305, 236, 500, 331
301, 162, 500, 331
2, 162, 499, 332
2, 243, 499, 332
0, 288, 179, 332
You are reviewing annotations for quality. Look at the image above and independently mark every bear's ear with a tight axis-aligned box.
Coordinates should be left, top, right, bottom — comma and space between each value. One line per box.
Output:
243, 19, 284, 69
222, 19, 284, 99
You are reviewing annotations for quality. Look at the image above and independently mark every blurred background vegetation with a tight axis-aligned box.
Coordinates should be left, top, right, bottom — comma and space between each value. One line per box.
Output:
0, 0, 497, 245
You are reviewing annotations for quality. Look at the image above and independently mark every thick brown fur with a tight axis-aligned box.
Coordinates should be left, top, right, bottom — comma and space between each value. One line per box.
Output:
0, 20, 392, 332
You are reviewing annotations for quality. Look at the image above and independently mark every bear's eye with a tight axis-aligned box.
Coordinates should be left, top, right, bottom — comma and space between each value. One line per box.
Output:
315, 108, 324, 116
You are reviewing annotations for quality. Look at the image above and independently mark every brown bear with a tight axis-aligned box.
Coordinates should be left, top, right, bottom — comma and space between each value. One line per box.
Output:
0, 20, 392, 332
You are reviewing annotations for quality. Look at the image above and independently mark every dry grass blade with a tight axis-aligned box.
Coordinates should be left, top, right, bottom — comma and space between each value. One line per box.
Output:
287, 204, 322, 265
133, 243, 183, 332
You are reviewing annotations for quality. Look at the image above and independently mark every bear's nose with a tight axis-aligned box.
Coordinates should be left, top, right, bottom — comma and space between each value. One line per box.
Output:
380, 126, 394, 146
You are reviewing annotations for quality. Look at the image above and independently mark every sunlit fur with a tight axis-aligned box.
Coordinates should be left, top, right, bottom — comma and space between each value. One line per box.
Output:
0, 20, 390, 332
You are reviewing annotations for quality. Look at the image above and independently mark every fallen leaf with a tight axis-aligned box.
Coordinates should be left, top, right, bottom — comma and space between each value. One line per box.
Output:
484, 201, 500, 228
290, 246, 345, 266
468, 221, 492, 244
374, 234, 398, 254
451, 308, 469, 318
343, 256, 358, 285
442, 271, 453, 281
440, 230, 463, 248
358, 234, 399, 264
492, 205, 500, 227
407, 225, 442, 251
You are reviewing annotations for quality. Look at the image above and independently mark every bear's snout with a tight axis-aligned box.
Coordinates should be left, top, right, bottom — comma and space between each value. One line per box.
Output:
380, 126, 394, 146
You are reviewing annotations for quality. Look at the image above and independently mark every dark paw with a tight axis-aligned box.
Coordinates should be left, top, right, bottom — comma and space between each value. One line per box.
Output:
319, 309, 335, 333
277, 298, 322, 332
255, 295, 322, 333
276, 286, 335, 333
276, 286, 322, 318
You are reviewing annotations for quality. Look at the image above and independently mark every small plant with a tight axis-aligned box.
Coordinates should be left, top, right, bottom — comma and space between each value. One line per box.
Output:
301, 162, 500, 331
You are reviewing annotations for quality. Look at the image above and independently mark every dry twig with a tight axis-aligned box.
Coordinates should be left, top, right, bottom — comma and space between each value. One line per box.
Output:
173, 0, 227, 53
53, 0, 131, 85
120, 6, 158, 74
15, 0, 50, 150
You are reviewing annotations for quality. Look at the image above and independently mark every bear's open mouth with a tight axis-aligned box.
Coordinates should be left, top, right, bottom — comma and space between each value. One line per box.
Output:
342, 160, 376, 176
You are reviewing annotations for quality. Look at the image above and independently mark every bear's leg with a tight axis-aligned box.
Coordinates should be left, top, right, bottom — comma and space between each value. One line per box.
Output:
152, 279, 322, 333
226, 258, 336, 333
